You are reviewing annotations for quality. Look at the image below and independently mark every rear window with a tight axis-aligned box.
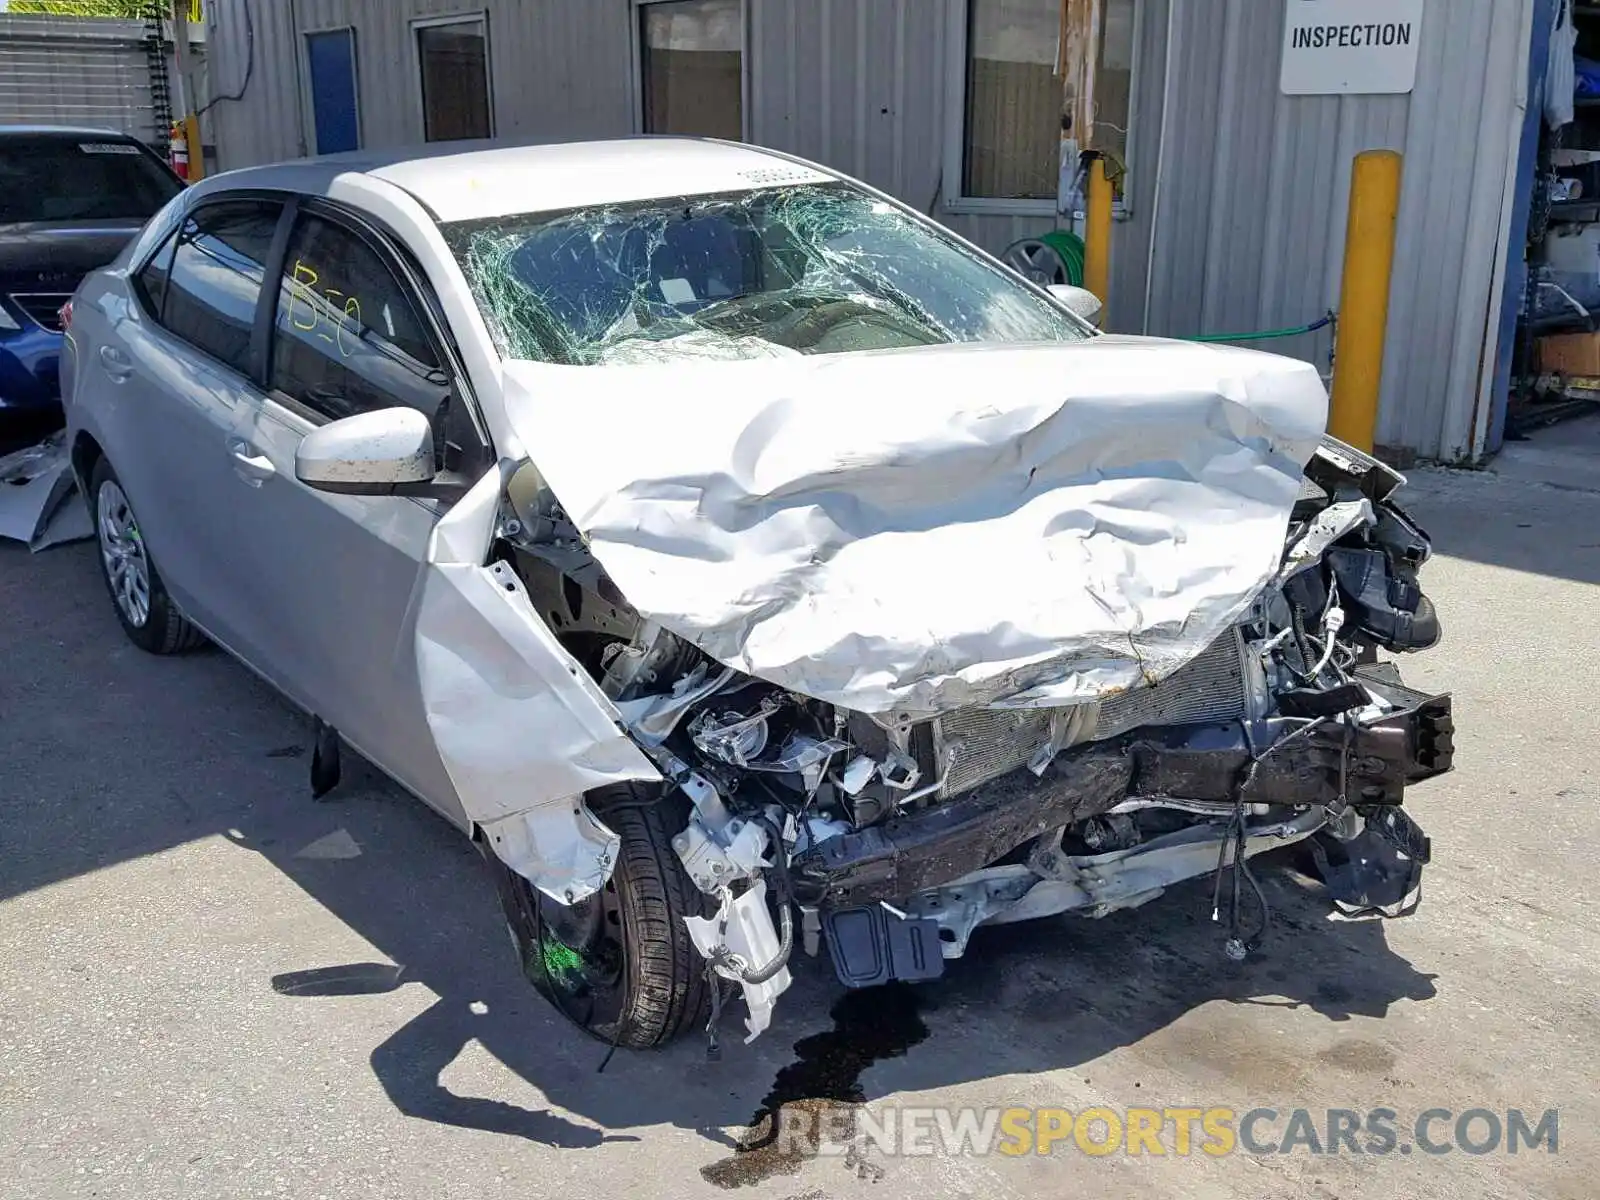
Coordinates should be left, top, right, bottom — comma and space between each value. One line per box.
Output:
0, 136, 181, 224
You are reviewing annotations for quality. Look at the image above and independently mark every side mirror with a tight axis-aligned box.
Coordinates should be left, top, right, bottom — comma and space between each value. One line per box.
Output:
296, 407, 436, 496
1048, 283, 1104, 327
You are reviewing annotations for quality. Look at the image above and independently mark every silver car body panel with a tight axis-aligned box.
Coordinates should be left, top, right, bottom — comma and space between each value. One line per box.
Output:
60, 141, 1440, 1000
415, 465, 661, 898
225, 393, 459, 810
500, 337, 1328, 718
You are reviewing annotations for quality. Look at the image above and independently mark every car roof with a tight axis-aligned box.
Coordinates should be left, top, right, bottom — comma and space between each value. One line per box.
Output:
199, 137, 839, 224
0, 124, 143, 139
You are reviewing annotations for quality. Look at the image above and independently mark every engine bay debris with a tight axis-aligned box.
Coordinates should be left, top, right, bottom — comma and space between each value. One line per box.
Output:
413, 316, 1450, 1046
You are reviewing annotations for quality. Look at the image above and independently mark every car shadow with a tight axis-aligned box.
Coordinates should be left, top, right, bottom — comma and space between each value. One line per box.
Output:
226, 754, 1435, 1176
2, 540, 1438, 1177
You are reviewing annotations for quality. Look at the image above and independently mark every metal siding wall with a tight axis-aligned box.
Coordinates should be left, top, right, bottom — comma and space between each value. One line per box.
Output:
209, 0, 305, 167
300, 0, 409, 149
751, 0, 943, 210
752, 0, 1080, 259
1137, 0, 1529, 460
205, 0, 1529, 459
488, 0, 634, 142
208, 0, 1095, 265
1105, 0, 1166, 333
209, 0, 634, 171
0, 15, 160, 141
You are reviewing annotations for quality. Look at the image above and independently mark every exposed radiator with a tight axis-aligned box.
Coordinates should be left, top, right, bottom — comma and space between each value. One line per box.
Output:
933, 705, 1053, 800
932, 632, 1248, 799
1095, 631, 1247, 741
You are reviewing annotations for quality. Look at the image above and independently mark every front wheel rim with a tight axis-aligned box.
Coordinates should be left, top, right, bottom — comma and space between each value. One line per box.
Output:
97, 480, 151, 628
533, 879, 628, 1034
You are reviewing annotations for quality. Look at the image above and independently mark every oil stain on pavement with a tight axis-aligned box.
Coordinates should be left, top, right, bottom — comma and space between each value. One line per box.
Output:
701, 982, 928, 1189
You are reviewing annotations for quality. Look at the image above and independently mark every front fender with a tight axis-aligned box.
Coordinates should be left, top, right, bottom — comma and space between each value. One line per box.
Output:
415, 465, 662, 902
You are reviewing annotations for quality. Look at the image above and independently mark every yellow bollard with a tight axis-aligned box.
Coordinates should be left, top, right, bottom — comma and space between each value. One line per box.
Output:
1329, 150, 1402, 452
1083, 156, 1113, 308
184, 113, 204, 182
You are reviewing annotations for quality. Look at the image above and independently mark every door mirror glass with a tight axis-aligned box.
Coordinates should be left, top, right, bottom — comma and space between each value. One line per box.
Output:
1047, 283, 1104, 327
296, 407, 437, 496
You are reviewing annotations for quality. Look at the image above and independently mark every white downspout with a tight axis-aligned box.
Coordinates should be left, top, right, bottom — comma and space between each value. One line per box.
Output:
1472, 0, 1539, 459
1141, 0, 1180, 335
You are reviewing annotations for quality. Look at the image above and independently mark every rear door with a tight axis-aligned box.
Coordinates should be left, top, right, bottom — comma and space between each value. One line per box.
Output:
224, 202, 488, 811
98, 196, 289, 663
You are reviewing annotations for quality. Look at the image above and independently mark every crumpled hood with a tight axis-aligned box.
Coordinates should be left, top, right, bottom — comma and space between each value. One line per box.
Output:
501, 336, 1328, 716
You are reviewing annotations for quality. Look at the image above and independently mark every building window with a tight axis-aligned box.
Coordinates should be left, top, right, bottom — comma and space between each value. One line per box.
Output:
954, 0, 1136, 208
639, 0, 743, 140
416, 16, 492, 142
963, 0, 1061, 201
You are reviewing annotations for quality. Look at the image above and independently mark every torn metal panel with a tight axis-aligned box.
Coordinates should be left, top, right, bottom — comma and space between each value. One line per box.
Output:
501, 335, 1328, 718
684, 879, 793, 1043
478, 802, 618, 905
906, 806, 1330, 948
414, 466, 660, 900
1307, 435, 1407, 502
613, 663, 737, 746
0, 432, 93, 551
1276, 499, 1375, 584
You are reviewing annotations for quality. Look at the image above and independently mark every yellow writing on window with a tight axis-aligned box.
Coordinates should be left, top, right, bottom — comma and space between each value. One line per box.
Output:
339, 294, 361, 359
287, 260, 318, 332
285, 258, 364, 359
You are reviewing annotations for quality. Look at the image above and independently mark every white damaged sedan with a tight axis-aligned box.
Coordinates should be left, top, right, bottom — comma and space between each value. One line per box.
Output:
61, 138, 1451, 1051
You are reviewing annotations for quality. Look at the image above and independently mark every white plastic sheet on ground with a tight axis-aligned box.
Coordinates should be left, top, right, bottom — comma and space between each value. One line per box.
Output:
503, 336, 1329, 717
413, 466, 660, 900
0, 433, 94, 551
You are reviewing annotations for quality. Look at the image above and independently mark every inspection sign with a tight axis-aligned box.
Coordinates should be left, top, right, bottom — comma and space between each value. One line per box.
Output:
1280, 0, 1425, 95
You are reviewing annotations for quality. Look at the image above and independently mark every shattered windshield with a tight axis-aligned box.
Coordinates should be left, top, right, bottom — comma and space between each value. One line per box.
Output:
441, 182, 1090, 365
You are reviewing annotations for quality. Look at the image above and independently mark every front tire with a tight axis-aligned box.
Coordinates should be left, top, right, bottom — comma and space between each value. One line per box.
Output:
90, 457, 205, 655
487, 785, 713, 1049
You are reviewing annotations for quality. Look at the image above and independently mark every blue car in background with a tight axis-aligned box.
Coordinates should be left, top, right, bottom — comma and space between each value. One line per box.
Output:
1, 127, 182, 440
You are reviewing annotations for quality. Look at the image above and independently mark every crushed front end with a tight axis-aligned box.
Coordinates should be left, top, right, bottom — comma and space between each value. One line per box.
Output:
496, 434, 1450, 1042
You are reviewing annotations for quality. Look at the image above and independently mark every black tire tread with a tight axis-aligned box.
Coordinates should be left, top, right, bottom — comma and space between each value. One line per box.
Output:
598, 785, 714, 1048
153, 608, 208, 654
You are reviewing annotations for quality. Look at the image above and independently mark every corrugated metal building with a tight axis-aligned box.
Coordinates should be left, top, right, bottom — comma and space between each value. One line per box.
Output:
0, 10, 221, 170
0, 10, 198, 147
204, 0, 1534, 462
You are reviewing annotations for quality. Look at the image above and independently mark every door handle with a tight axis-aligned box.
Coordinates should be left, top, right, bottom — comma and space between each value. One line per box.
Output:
228, 438, 276, 485
97, 344, 133, 381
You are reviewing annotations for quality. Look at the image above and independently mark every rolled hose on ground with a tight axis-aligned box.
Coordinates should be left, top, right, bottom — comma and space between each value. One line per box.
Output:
710, 814, 795, 986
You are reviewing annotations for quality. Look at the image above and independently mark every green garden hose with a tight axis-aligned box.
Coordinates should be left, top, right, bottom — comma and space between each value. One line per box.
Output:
1035, 230, 1087, 288
1188, 313, 1336, 343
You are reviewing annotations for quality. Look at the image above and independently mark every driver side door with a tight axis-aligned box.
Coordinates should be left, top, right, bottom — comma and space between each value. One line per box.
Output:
224, 200, 491, 817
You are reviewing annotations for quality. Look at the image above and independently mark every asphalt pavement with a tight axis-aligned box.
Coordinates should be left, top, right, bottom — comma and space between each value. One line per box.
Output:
2, 442, 1597, 1200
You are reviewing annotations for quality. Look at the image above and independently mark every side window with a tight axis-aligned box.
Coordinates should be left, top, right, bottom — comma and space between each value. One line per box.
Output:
158, 200, 283, 371
134, 227, 179, 318
270, 212, 449, 425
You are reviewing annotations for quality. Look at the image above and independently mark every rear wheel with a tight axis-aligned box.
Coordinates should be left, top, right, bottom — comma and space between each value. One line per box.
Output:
90, 457, 205, 655
487, 785, 712, 1049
